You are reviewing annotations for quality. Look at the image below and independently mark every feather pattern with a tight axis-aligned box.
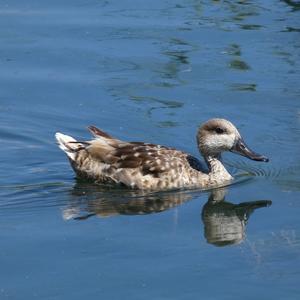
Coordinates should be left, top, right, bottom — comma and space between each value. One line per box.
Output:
55, 119, 268, 190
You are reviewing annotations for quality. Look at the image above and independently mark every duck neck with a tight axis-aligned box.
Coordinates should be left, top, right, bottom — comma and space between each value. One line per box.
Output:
205, 155, 233, 182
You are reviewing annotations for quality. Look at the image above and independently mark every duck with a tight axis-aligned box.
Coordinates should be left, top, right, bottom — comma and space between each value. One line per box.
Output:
55, 118, 268, 190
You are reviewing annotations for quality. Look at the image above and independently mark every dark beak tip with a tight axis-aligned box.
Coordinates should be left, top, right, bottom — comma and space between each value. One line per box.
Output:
261, 156, 269, 163
253, 156, 269, 162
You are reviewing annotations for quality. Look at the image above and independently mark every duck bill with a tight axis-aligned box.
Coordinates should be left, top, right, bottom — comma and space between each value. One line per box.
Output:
231, 138, 269, 162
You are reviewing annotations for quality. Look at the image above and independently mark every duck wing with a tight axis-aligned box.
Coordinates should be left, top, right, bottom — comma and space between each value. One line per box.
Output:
84, 126, 186, 177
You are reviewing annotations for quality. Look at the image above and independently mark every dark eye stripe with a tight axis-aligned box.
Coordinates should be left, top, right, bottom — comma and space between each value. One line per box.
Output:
215, 127, 225, 134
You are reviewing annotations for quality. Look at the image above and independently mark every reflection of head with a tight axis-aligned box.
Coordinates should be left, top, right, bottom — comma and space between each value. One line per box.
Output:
63, 183, 271, 248
202, 201, 245, 246
202, 190, 271, 247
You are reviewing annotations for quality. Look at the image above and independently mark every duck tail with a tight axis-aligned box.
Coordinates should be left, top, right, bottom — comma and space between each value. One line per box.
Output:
55, 132, 86, 161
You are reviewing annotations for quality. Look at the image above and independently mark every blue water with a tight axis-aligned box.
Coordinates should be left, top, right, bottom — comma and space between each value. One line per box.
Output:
1, 0, 300, 299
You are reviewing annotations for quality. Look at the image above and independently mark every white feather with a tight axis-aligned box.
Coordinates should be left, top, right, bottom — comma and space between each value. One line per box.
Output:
55, 132, 78, 160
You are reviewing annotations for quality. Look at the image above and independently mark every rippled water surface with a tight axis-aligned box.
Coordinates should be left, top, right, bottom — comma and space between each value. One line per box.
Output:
1, 0, 300, 299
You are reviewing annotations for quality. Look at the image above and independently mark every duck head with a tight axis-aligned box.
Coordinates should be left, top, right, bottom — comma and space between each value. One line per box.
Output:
197, 118, 269, 162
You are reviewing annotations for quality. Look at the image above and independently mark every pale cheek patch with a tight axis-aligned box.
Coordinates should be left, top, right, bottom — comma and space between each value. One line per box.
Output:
205, 134, 235, 152
220, 134, 235, 149
205, 136, 223, 152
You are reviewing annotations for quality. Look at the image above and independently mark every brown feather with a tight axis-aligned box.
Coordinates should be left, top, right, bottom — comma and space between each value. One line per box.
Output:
84, 139, 178, 176
117, 159, 142, 168
88, 125, 113, 139
85, 141, 116, 163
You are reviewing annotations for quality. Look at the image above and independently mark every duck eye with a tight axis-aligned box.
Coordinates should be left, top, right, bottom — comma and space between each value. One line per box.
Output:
215, 127, 225, 134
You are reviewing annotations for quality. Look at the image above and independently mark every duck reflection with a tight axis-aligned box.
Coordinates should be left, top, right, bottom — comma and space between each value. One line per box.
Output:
281, 0, 300, 11
63, 185, 195, 220
63, 184, 271, 247
202, 189, 271, 247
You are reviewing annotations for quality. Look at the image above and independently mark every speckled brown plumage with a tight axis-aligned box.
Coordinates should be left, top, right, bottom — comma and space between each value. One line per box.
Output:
55, 119, 268, 190
71, 138, 209, 189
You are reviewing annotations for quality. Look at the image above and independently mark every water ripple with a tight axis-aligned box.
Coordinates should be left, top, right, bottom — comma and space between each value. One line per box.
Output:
226, 159, 283, 179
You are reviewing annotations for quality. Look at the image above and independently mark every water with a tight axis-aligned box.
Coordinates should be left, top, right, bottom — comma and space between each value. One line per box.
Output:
0, 0, 300, 299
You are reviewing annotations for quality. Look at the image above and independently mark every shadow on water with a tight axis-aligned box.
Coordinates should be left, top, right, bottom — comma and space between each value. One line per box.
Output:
158, 37, 194, 85
281, 0, 300, 11
126, 36, 193, 125
129, 95, 183, 128
63, 183, 272, 247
